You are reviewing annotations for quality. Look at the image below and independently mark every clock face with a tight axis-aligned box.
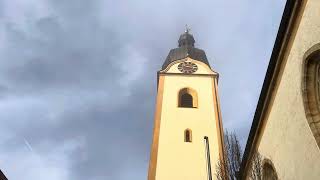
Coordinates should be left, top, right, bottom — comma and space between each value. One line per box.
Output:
178, 62, 198, 73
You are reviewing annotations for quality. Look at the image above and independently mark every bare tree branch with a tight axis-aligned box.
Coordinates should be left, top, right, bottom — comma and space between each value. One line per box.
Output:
215, 130, 242, 180
215, 130, 263, 180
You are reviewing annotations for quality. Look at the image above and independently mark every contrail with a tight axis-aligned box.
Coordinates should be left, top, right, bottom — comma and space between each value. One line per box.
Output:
23, 138, 34, 152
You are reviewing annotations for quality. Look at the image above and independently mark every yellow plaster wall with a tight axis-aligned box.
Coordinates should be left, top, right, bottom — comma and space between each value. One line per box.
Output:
154, 65, 221, 179
257, 0, 320, 179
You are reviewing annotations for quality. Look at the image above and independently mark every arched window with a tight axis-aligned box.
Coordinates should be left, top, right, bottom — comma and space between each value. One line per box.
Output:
178, 88, 198, 108
185, 129, 192, 142
263, 161, 278, 180
181, 93, 193, 107
303, 44, 320, 147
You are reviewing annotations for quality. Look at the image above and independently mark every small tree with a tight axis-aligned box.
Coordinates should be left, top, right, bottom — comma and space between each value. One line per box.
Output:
215, 131, 263, 180
216, 130, 242, 180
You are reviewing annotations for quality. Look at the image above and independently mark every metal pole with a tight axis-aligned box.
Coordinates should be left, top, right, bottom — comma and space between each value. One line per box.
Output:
204, 136, 212, 180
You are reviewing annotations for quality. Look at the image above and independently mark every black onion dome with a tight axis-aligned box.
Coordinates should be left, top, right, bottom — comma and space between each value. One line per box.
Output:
178, 32, 195, 47
162, 31, 210, 70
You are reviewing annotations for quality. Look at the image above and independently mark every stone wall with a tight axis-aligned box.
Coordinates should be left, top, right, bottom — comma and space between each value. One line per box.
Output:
257, 0, 320, 179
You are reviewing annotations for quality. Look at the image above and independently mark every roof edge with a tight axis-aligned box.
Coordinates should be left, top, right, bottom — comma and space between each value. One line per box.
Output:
161, 47, 210, 70
0, 170, 7, 180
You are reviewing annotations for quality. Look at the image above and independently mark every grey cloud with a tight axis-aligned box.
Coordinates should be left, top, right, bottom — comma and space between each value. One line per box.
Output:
2, 17, 123, 90
0, 0, 286, 179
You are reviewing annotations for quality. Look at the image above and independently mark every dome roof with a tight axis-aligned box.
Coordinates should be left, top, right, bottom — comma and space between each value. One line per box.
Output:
162, 31, 210, 70
178, 32, 195, 47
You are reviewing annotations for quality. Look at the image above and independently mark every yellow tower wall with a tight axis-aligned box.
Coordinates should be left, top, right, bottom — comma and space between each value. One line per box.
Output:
148, 59, 224, 180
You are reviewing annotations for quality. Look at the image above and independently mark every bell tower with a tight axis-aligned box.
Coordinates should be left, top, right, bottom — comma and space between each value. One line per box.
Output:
148, 30, 224, 180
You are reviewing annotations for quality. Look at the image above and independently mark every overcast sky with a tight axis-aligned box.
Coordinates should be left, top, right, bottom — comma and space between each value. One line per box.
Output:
0, 0, 286, 179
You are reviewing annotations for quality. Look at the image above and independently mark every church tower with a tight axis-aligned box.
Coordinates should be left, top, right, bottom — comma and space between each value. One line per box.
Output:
148, 30, 225, 180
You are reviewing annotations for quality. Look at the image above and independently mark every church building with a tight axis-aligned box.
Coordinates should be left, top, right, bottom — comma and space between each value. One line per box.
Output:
240, 0, 320, 179
147, 30, 224, 180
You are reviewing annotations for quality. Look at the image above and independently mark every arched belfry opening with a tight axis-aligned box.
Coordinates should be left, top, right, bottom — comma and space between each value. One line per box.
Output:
178, 88, 198, 108
181, 93, 193, 107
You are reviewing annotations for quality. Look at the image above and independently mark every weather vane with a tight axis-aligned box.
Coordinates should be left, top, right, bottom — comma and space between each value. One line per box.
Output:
185, 24, 191, 33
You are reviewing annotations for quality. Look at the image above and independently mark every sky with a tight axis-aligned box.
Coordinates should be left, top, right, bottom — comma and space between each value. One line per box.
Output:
0, 0, 286, 179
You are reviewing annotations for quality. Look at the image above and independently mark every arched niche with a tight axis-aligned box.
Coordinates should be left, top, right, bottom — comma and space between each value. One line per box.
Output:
262, 159, 278, 180
302, 43, 320, 147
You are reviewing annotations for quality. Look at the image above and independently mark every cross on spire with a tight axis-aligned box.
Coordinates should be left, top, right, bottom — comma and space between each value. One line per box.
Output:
185, 24, 191, 34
